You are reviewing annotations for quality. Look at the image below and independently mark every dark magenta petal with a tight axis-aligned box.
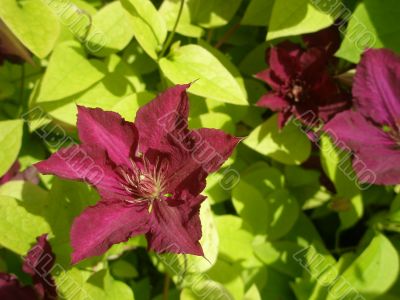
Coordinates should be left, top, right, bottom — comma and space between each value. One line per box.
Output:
325, 110, 400, 185
0, 273, 37, 300
70, 201, 150, 264
325, 110, 394, 153
0, 161, 20, 185
257, 93, 288, 111
268, 41, 301, 81
299, 48, 328, 80
146, 198, 204, 256
302, 25, 341, 57
23, 234, 57, 300
35, 145, 126, 199
191, 128, 241, 174
352, 146, 400, 185
255, 69, 283, 90
77, 106, 138, 168
134, 84, 190, 154
165, 128, 241, 196
353, 49, 400, 127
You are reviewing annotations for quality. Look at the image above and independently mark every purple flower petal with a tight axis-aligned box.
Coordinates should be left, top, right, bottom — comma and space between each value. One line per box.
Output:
325, 110, 399, 185
255, 69, 283, 90
353, 49, 400, 127
70, 201, 150, 264
303, 25, 341, 57
257, 93, 288, 111
135, 84, 190, 154
163, 128, 241, 197
23, 235, 57, 300
77, 106, 138, 168
146, 198, 204, 256
268, 41, 302, 82
35, 145, 127, 199
0, 273, 37, 300
0, 161, 20, 185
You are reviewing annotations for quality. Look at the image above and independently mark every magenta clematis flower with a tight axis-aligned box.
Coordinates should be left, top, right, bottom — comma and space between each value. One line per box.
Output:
325, 49, 400, 185
256, 26, 350, 128
35, 84, 241, 264
0, 234, 57, 300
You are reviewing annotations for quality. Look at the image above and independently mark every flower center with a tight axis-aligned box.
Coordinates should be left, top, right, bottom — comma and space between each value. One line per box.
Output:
288, 79, 307, 102
119, 156, 168, 205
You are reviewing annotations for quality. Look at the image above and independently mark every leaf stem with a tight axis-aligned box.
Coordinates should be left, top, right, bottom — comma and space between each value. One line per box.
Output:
19, 64, 27, 115
162, 273, 170, 300
160, 0, 185, 58
214, 22, 240, 49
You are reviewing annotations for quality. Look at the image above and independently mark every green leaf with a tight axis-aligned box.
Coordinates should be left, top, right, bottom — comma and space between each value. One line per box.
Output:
190, 112, 235, 133
267, 0, 333, 40
46, 179, 99, 266
122, 41, 158, 75
260, 268, 295, 300
233, 163, 299, 236
54, 268, 92, 300
40, 72, 137, 126
215, 215, 254, 262
86, 2, 135, 57
244, 114, 311, 165
264, 190, 299, 240
285, 166, 330, 210
327, 234, 399, 299
159, 0, 204, 38
239, 42, 269, 76
0, 119, 23, 177
85, 270, 135, 300
38, 42, 106, 102
0, 195, 50, 254
242, 0, 275, 26
187, 0, 243, 28
206, 260, 244, 299
320, 135, 363, 229
159, 44, 248, 105
0, 79, 15, 101
120, 0, 167, 59
0, 180, 48, 201
337, 0, 400, 63
111, 260, 139, 279
0, 0, 60, 58
254, 241, 303, 277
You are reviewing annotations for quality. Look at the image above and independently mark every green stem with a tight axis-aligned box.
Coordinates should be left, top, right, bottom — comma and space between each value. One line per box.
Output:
19, 64, 27, 116
162, 273, 170, 300
159, 0, 185, 58
334, 229, 341, 253
214, 22, 240, 49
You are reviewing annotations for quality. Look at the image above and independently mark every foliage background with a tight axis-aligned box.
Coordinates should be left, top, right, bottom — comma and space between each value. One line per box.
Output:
0, 0, 400, 299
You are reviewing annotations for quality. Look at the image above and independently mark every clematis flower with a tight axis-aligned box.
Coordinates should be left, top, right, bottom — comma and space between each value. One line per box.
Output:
325, 49, 400, 185
0, 234, 57, 300
35, 84, 241, 264
256, 26, 350, 128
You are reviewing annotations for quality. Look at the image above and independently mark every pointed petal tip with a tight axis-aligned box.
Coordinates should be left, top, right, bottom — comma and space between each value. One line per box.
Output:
70, 252, 82, 265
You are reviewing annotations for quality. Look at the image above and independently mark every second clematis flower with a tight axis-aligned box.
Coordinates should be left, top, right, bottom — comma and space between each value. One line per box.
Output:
256, 26, 351, 128
325, 49, 400, 185
0, 234, 57, 300
35, 84, 241, 264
